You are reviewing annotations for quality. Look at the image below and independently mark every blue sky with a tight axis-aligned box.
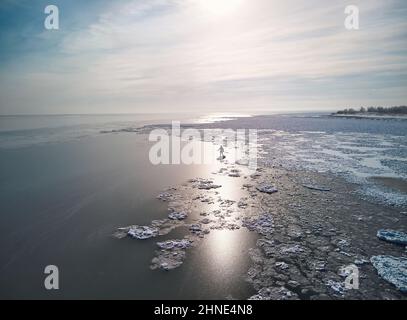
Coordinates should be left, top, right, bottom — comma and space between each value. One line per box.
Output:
0, 0, 406, 114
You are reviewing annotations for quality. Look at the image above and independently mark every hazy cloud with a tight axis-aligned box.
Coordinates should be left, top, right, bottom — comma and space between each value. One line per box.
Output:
0, 0, 406, 114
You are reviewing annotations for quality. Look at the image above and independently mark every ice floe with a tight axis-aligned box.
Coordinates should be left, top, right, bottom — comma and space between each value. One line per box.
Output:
200, 218, 212, 224
189, 224, 202, 232
280, 244, 305, 255
337, 239, 350, 248
168, 211, 188, 220
326, 280, 345, 296
377, 229, 407, 246
157, 192, 173, 201
198, 182, 222, 190
189, 178, 222, 190
303, 184, 331, 192
151, 249, 186, 271
354, 258, 369, 265
371, 255, 407, 293
127, 225, 159, 239
249, 287, 299, 300
157, 239, 192, 250
242, 214, 273, 235
189, 223, 210, 236
228, 169, 241, 177
237, 199, 248, 209
256, 184, 278, 194
313, 261, 327, 271
275, 262, 289, 270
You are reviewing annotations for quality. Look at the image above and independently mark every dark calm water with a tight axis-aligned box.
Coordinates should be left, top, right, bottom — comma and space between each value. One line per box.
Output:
0, 112, 261, 299
0, 132, 256, 299
0, 113, 405, 299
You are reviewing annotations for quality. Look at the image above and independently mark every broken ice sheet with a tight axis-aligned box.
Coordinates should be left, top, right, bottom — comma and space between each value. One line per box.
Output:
242, 213, 273, 235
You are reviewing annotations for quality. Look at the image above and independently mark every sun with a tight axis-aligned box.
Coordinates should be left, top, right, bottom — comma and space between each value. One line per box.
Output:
196, 0, 245, 16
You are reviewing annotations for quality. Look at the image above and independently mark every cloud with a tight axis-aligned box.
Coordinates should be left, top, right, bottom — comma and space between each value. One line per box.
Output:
0, 0, 406, 114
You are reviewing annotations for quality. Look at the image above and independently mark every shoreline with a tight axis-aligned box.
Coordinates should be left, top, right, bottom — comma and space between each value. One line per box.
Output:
330, 114, 407, 120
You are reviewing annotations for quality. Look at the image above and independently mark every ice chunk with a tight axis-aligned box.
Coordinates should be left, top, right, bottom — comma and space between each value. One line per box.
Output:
354, 258, 369, 265
337, 239, 350, 247
313, 261, 326, 271
237, 199, 248, 209
249, 287, 298, 300
192, 179, 222, 190
151, 238, 193, 270
127, 225, 159, 239
377, 229, 407, 246
256, 184, 278, 194
168, 211, 188, 220
242, 214, 273, 235
275, 262, 289, 270
157, 239, 191, 250
200, 218, 211, 224
280, 244, 305, 254
326, 280, 345, 296
189, 224, 202, 232
157, 192, 173, 201
198, 182, 222, 190
189, 223, 210, 236
303, 184, 331, 192
371, 255, 407, 293
228, 169, 241, 177
151, 250, 186, 271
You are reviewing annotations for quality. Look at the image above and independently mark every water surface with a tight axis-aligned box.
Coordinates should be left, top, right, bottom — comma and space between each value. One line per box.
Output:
0, 132, 256, 299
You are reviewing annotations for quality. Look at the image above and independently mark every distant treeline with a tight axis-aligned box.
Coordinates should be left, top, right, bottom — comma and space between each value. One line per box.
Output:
336, 106, 407, 115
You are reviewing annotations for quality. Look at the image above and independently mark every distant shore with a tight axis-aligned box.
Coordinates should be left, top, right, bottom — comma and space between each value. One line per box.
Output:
330, 113, 407, 120
331, 106, 407, 120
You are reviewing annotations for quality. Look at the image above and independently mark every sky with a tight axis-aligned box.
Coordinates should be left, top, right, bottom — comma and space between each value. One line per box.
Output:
0, 0, 406, 115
